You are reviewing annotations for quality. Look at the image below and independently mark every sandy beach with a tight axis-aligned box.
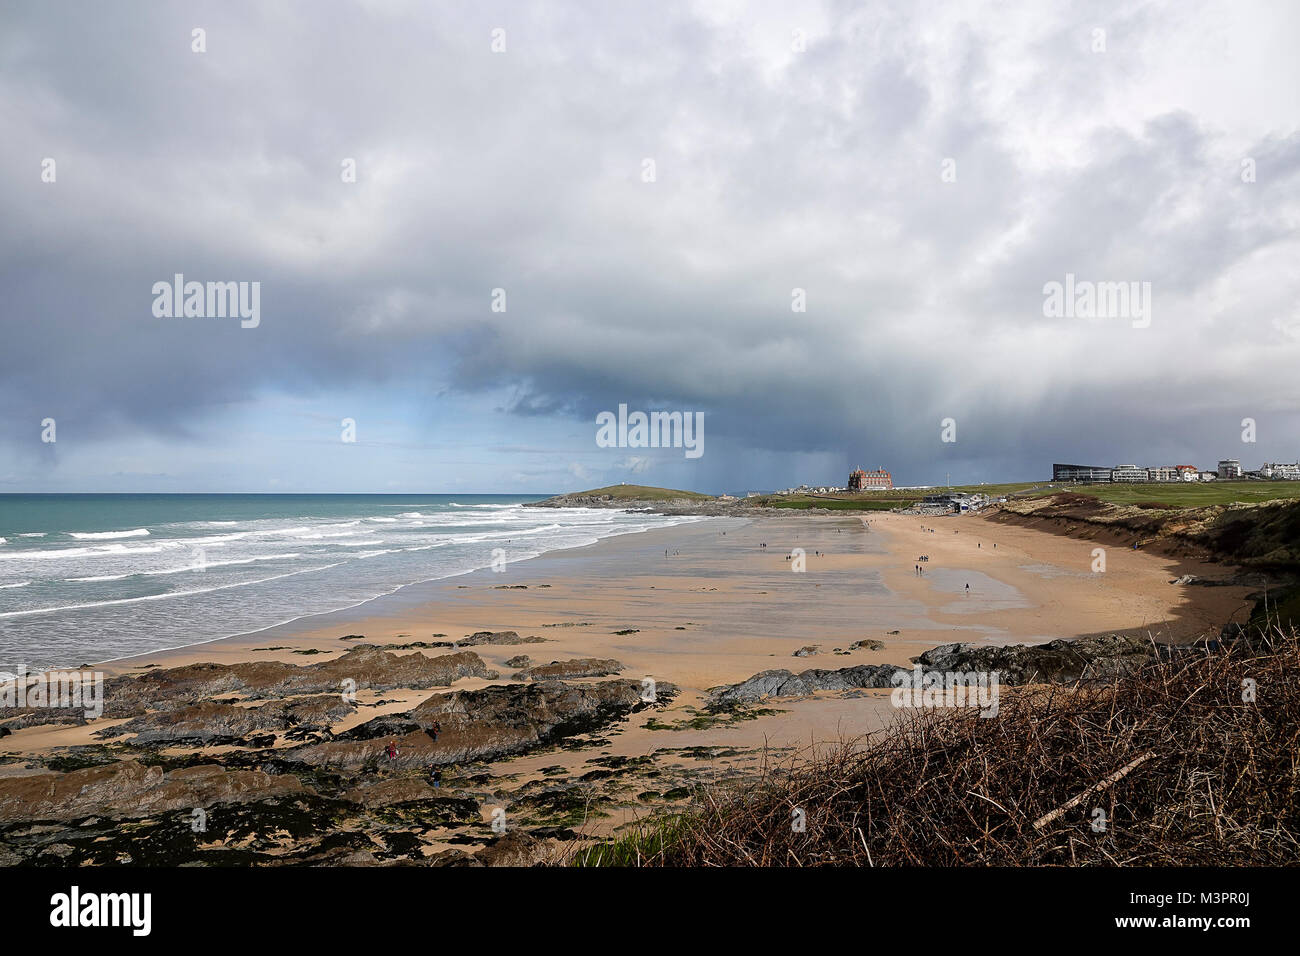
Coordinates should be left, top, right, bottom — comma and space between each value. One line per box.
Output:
95, 507, 1253, 675
4, 510, 1255, 802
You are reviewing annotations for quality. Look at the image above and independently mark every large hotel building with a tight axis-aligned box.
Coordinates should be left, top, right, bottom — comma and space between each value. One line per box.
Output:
848, 468, 893, 490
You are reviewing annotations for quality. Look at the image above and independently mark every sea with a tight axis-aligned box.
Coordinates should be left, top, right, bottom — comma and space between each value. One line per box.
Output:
0, 494, 703, 673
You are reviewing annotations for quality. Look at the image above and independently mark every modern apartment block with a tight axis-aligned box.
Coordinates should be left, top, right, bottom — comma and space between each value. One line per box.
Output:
1262, 462, 1300, 480
1111, 464, 1147, 482
1052, 463, 1112, 482
1052, 458, 1294, 483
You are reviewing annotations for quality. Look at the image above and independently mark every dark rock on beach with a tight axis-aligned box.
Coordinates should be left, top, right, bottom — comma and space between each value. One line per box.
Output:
510, 658, 623, 680
707, 664, 904, 708
0, 649, 684, 867
911, 633, 1158, 684
94, 694, 358, 747
0, 759, 304, 823
428, 631, 548, 648
284, 678, 676, 769
849, 639, 886, 651
707, 633, 1185, 707
93, 647, 496, 721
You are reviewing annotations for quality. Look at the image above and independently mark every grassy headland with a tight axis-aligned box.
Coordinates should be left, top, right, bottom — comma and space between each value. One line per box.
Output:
534, 480, 1300, 518
1029, 480, 1300, 508
557, 484, 715, 502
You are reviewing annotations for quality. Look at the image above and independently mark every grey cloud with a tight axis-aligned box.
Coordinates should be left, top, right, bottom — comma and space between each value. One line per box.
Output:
2, 0, 1298, 489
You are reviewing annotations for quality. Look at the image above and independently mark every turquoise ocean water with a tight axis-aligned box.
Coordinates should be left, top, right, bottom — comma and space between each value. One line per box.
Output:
0, 494, 701, 672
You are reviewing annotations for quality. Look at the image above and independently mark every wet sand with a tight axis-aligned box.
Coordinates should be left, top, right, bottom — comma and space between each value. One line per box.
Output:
7, 509, 1255, 764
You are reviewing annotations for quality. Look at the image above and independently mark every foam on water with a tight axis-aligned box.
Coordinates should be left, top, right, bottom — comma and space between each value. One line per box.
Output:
68, 528, 151, 540
0, 494, 705, 670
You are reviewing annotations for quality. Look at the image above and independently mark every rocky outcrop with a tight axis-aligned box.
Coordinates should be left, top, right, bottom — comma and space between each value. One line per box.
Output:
849, 639, 885, 651
338, 778, 478, 819
476, 830, 555, 867
0, 759, 303, 823
431, 631, 548, 648
511, 658, 623, 680
707, 665, 902, 708
911, 634, 1158, 684
95, 648, 495, 720
284, 678, 676, 769
0, 707, 91, 732
707, 633, 1191, 707
95, 694, 357, 747
0, 660, 684, 867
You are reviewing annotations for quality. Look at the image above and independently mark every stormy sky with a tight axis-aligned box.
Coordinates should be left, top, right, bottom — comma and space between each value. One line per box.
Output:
2, 0, 1298, 494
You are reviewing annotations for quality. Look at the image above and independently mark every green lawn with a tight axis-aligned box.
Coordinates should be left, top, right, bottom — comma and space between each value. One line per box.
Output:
944, 481, 1045, 497
764, 497, 915, 511
1030, 481, 1300, 508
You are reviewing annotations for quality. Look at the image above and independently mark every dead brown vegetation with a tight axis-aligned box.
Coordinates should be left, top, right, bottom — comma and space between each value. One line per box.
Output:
611, 627, 1300, 866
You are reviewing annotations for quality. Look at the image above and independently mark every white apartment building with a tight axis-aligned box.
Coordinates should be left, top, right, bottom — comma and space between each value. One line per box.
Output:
1111, 464, 1147, 482
1218, 459, 1243, 479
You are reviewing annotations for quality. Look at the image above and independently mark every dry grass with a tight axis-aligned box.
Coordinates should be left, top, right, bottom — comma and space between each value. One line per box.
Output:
584, 626, 1300, 866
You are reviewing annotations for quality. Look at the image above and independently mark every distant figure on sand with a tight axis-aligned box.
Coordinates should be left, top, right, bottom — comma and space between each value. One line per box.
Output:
429, 767, 441, 788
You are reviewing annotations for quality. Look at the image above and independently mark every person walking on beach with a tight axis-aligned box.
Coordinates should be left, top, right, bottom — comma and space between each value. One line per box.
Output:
429, 767, 441, 788
965, 583, 970, 594
431, 720, 442, 742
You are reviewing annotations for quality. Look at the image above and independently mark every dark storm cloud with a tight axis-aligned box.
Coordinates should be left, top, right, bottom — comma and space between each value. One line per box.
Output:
2, 0, 1298, 487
